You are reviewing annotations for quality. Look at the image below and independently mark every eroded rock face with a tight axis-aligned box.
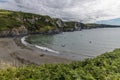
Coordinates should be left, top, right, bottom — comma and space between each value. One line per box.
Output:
0, 26, 28, 37
56, 19, 65, 28
0, 30, 10, 37
45, 19, 50, 23
11, 25, 28, 36
74, 22, 82, 31
0, 11, 84, 37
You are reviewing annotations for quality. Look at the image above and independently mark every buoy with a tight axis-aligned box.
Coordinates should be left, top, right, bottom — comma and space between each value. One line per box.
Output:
61, 44, 66, 47
89, 41, 92, 43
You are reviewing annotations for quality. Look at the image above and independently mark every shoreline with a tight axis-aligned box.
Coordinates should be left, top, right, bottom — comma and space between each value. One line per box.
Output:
0, 37, 71, 68
0, 28, 118, 68
22, 35, 94, 61
21, 36, 60, 54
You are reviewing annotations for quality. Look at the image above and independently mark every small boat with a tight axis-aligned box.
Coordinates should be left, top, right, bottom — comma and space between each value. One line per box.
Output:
89, 41, 92, 43
61, 44, 66, 47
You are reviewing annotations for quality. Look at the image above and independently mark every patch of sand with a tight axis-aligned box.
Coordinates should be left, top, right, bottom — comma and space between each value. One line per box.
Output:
0, 38, 70, 67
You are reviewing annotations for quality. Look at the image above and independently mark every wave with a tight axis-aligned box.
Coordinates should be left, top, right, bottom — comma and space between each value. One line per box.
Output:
21, 36, 60, 54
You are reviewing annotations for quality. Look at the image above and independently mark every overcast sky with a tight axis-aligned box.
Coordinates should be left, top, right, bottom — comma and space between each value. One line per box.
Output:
0, 0, 120, 24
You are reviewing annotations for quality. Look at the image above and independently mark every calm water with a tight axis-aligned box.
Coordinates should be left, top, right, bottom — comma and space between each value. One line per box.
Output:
27, 28, 120, 59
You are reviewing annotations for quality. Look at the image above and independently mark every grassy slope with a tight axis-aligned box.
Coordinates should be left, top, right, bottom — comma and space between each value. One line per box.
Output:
0, 10, 21, 30
0, 9, 58, 32
0, 49, 120, 80
0, 9, 119, 32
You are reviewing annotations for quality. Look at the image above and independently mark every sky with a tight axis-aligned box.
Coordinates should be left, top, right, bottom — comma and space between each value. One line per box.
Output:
97, 18, 120, 25
0, 0, 120, 25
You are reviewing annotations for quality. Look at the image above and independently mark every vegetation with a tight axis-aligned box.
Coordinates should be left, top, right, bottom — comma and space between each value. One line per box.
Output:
84, 23, 120, 29
0, 9, 58, 32
0, 10, 21, 30
1, 10, 120, 79
0, 49, 120, 79
0, 9, 120, 33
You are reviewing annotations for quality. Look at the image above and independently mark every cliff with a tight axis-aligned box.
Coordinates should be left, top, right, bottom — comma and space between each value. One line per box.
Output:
0, 25, 28, 37
0, 9, 120, 37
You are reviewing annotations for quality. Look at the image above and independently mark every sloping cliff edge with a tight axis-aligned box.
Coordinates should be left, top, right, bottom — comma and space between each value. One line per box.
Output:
0, 9, 120, 37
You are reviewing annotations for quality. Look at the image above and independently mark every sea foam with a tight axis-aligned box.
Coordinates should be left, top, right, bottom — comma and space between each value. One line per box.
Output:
21, 36, 60, 54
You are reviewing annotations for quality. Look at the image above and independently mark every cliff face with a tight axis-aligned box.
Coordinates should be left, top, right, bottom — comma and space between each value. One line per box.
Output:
0, 26, 28, 37
22, 14, 61, 34
0, 10, 84, 37
0, 9, 120, 37
63, 22, 83, 31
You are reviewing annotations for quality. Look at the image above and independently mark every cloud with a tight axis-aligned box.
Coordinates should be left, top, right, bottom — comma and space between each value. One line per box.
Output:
0, 0, 120, 23
0, 0, 7, 3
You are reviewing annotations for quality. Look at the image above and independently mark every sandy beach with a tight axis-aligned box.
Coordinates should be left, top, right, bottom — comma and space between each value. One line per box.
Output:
0, 37, 70, 67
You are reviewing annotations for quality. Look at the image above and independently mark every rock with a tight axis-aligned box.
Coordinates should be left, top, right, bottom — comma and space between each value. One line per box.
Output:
27, 19, 35, 24
56, 19, 65, 28
45, 19, 49, 23
74, 22, 82, 31
0, 26, 28, 37
35, 17, 39, 21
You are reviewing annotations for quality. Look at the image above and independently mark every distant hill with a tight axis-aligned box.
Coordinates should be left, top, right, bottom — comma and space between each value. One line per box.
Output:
84, 23, 120, 29
0, 9, 120, 37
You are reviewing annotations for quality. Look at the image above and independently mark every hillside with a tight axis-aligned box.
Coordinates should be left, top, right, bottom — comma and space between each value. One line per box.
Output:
0, 9, 84, 37
84, 23, 120, 29
0, 9, 61, 36
0, 9, 120, 37
0, 49, 120, 79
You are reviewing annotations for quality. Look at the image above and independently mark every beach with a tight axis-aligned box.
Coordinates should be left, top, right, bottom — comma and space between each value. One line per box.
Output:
0, 37, 70, 67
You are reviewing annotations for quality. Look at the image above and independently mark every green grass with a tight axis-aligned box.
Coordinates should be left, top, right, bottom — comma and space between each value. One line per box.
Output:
0, 10, 22, 30
0, 49, 120, 80
0, 10, 12, 14
0, 17, 21, 30
0, 10, 58, 32
0, 10, 85, 32
0, 9, 119, 32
